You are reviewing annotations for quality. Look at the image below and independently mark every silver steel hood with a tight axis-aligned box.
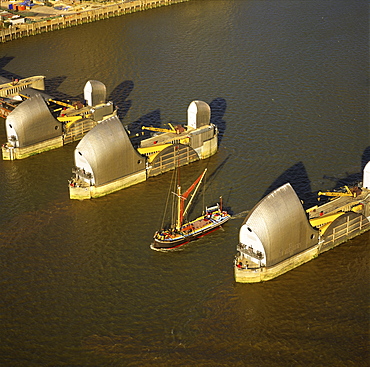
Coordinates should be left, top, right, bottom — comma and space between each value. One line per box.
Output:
74, 115, 146, 186
6, 94, 62, 147
240, 183, 319, 267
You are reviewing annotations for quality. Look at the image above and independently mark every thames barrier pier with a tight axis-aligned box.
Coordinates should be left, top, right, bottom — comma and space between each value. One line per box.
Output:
234, 162, 370, 283
1, 79, 116, 160
69, 100, 218, 199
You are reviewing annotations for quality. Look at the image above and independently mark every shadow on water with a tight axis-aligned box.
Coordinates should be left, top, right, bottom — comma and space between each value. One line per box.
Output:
125, 109, 162, 147
209, 97, 227, 145
262, 146, 370, 211
0, 57, 70, 99
205, 154, 234, 215
0, 56, 14, 70
0, 56, 135, 117
327, 146, 370, 189
108, 80, 134, 120
186, 155, 233, 219
128, 97, 228, 148
0, 56, 20, 81
44, 76, 70, 99
205, 154, 230, 192
262, 161, 318, 209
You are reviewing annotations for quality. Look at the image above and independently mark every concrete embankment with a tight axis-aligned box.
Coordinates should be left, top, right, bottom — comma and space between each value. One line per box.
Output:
0, 0, 189, 43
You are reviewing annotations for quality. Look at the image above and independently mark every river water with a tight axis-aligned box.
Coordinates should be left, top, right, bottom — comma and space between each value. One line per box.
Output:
0, 1, 369, 366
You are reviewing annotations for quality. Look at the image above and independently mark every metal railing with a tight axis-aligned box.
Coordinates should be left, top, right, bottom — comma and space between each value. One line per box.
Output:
0, 76, 45, 96
322, 215, 370, 247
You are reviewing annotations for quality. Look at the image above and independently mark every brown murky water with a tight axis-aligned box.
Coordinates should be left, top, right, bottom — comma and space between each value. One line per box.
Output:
0, 1, 368, 365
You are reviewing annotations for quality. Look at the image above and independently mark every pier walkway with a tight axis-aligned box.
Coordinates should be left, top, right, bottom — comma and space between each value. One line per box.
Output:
0, 76, 45, 97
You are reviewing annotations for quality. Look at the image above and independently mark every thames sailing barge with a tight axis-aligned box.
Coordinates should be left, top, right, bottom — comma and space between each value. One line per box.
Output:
151, 168, 231, 250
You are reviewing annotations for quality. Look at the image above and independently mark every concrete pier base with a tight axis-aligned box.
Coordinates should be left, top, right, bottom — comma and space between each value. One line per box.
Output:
235, 213, 370, 283
2, 136, 63, 160
69, 170, 147, 200
235, 245, 320, 283
199, 135, 218, 159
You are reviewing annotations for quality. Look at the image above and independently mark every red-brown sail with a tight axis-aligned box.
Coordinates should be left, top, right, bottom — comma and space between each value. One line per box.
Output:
179, 169, 207, 226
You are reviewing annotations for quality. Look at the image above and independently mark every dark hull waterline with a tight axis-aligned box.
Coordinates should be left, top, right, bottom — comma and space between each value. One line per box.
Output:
151, 214, 230, 251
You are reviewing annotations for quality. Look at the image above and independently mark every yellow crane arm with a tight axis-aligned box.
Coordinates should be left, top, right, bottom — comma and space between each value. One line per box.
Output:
18, 93, 30, 99
141, 123, 176, 134
18, 94, 77, 111
48, 98, 75, 109
137, 143, 172, 157
309, 212, 344, 228
57, 116, 83, 128
18, 94, 76, 110
318, 185, 353, 197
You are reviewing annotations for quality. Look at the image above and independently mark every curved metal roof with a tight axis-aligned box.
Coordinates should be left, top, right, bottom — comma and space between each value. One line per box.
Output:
75, 115, 146, 186
363, 161, 370, 189
187, 100, 211, 129
6, 94, 62, 147
241, 183, 318, 267
84, 80, 106, 107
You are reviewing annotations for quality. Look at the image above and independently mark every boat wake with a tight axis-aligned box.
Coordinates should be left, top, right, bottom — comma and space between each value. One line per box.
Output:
150, 243, 186, 252
230, 210, 249, 219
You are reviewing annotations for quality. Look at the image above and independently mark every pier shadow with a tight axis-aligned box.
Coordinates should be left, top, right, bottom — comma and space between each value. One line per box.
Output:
205, 154, 231, 191
125, 109, 162, 147
0, 57, 135, 115
262, 147, 370, 211
44, 76, 71, 100
0, 58, 75, 102
187, 155, 233, 219
0, 56, 14, 71
362, 146, 370, 169
0, 56, 20, 81
206, 155, 234, 215
261, 161, 318, 210
0, 57, 69, 100
108, 80, 134, 120
324, 146, 370, 189
209, 97, 227, 145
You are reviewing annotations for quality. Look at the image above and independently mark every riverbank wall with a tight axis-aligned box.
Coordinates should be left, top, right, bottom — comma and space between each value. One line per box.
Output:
0, 0, 189, 43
